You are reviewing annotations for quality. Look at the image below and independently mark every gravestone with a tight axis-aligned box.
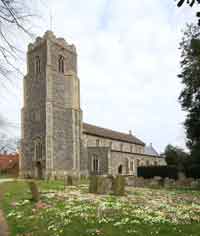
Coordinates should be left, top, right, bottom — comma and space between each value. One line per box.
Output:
28, 181, 40, 201
89, 175, 113, 194
113, 175, 125, 196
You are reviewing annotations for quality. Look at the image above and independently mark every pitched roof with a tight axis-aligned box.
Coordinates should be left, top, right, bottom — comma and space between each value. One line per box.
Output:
83, 122, 145, 146
0, 154, 19, 170
144, 144, 159, 157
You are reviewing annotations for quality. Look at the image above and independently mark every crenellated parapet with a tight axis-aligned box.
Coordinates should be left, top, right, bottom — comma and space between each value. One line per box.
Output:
28, 30, 76, 54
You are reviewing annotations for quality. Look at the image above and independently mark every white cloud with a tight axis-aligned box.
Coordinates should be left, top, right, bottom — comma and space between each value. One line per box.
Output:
0, 0, 198, 152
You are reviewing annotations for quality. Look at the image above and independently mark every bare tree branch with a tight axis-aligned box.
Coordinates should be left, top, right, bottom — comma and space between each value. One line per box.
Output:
0, 0, 37, 85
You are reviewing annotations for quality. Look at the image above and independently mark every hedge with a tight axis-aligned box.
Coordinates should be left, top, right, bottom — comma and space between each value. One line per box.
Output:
186, 165, 200, 179
138, 166, 178, 179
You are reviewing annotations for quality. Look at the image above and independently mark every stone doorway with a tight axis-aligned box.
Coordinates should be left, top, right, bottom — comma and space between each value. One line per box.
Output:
36, 162, 43, 179
118, 165, 123, 174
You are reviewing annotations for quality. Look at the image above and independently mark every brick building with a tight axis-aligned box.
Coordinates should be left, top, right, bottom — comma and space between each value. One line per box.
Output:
0, 153, 19, 176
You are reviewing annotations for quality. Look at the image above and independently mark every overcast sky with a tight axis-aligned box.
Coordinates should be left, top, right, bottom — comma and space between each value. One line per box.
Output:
0, 0, 198, 152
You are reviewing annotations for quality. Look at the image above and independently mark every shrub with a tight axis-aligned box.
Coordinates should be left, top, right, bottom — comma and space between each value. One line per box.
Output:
138, 166, 178, 179
186, 165, 200, 179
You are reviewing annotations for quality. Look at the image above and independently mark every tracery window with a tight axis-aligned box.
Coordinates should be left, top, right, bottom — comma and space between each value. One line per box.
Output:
58, 55, 64, 73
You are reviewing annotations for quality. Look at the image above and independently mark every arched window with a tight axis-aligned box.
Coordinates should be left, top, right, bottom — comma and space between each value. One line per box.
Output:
118, 165, 123, 174
35, 56, 41, 74
58, 55, 64, 73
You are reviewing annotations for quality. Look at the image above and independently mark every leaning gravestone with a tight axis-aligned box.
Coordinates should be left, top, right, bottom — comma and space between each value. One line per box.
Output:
28, 181, 40, 202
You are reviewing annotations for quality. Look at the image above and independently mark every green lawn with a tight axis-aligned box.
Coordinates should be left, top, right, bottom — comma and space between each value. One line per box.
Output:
1, 181, 200, 236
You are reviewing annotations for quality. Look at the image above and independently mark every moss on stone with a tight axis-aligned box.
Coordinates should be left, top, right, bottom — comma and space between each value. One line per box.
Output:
113, 175, 125, 196
89, 175, 98, 193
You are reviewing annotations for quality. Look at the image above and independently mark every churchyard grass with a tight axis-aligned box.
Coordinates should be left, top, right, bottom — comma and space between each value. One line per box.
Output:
1, 181, 200, 236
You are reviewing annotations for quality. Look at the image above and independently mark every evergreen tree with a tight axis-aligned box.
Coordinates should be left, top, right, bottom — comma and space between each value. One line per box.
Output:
164, 144, 189, 170
178, 24, 200, 163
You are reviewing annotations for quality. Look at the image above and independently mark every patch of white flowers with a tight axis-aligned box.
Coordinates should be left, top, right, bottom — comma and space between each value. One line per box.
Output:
5, 184, 200, 236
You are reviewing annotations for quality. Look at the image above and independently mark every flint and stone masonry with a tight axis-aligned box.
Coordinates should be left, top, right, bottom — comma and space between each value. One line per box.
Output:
20, 31, 165, 179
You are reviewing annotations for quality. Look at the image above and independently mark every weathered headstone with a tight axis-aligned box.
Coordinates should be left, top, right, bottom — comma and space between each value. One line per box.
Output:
164, 178, 175, 188
64, 175, 79, 187
64, 175, 73, 186
89, 175, 98, 193
89, 175, 113, 194
113, 175, 125, 196
97, 176, 113, 194
28, 181, 40, 202
190, 179, 200, 189
97, 203, 121, 218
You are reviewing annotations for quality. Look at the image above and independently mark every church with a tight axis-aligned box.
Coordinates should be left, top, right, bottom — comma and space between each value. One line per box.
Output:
20, 31, 165, 179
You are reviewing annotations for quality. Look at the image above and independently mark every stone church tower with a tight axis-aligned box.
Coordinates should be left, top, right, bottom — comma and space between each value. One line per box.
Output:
20, 31, 86, 179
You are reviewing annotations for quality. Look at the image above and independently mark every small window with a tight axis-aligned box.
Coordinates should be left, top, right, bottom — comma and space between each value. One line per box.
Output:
109, 141, 112, 149
118, 165, 123, 174
35, 56, 41, 74
130, 145, 133, 153
120, 143, 123, 151
58, 55, 64, 73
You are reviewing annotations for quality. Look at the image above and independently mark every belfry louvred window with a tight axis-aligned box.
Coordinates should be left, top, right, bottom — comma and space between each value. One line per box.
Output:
58, 55, 64, 73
